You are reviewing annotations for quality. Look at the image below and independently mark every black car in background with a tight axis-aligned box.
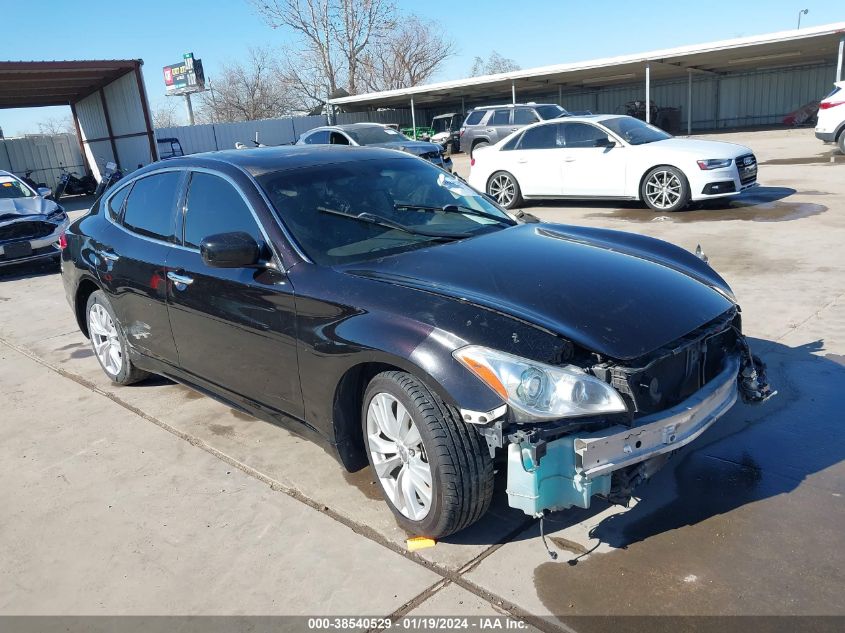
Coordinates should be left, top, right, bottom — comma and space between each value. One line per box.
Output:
61, 146, 771, 538
297, 123, 453, 172
0, 170, 68, 269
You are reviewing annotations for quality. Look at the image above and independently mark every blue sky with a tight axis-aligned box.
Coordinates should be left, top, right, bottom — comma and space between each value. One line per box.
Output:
2, 0, 843, 135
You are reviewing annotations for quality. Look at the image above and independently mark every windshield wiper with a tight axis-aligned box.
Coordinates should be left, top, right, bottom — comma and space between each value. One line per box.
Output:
393, 203, 514, 226
317, 206, 470, 240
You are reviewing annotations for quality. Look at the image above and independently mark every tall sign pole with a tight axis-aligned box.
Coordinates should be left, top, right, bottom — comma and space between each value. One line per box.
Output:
163, 52, 206, 126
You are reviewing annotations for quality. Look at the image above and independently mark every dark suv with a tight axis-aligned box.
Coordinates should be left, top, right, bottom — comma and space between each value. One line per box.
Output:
459, 103, 568, 155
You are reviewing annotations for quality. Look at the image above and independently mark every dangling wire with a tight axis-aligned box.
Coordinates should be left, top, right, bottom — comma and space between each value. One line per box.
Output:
539, 515, 558, 560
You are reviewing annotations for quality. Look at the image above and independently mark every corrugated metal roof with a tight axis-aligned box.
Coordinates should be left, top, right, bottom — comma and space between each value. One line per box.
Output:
0, 59, 142, 109
329, 22, 845, 107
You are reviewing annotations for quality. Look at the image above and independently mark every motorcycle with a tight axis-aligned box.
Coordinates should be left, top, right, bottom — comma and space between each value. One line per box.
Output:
20, 169, 49, 191
93, 162, 124, 199
54, 165, 97, 201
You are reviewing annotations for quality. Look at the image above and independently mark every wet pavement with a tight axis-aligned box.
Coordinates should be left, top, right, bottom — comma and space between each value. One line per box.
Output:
2, 128, 844, 626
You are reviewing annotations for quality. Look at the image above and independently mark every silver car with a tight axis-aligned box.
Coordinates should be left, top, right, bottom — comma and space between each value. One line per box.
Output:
459, 103, 568, 155
0, 170, 69, 268
297, 123, 453, 172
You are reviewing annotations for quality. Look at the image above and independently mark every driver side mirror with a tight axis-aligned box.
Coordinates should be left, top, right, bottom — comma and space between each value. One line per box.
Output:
37, 187, 53, 199
200, 231, 262, 268
595, 135, 616, 148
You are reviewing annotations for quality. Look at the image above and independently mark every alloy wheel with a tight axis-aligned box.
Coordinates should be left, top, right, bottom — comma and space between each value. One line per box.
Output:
645, 170, 683, 210
88, 303, 123, 377
489, 174, 516, 207
366, 392, 432, 521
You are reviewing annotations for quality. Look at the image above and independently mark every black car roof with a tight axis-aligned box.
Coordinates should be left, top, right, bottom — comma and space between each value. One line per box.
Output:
136, 145, 415, 178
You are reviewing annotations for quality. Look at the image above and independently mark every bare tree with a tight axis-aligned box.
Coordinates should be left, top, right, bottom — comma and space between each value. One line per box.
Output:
152, 99, 182, 128
196, 47, 295, 122
251, 0, 397, 106
469, 51, 520, 77
36, 115, 76, 136
360, 16, 456, 92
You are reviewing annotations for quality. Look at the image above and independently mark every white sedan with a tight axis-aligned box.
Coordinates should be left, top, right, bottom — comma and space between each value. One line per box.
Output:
467, 114, 758, 212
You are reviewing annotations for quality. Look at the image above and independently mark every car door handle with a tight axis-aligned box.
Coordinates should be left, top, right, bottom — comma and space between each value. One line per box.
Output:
517, 158, 528, 163
98, 250, 119, 261
166, 271, 194, 287
563, 157, 576, 162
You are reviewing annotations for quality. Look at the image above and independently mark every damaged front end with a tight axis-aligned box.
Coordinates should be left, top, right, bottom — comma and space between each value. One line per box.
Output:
460, 308, 775, 517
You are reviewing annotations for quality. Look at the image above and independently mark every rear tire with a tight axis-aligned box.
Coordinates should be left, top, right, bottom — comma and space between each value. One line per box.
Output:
641, 166, 690, 212
487, 170, 523, 210
362, 371, 494, 539
838, 132, 845, 155
85, 290, 149, 385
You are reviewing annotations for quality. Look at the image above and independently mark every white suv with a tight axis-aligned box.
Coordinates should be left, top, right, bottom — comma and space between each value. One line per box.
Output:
815, 81, 845, 153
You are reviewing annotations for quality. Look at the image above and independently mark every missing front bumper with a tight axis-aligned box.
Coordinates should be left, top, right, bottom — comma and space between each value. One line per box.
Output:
506, 355, 741, 516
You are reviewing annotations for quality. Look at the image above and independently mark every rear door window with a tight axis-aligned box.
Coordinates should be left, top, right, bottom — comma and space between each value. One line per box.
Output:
513, 108, 539, 125
464, 110, 486, 125
491, 109, 511, 125
122, 172, 182, 241
518, 124, 559, 150
182, 172, 264, 250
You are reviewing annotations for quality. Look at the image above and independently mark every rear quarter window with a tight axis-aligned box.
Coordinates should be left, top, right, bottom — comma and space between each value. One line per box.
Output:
464, 110, 486, 126
106, 183, 132, 221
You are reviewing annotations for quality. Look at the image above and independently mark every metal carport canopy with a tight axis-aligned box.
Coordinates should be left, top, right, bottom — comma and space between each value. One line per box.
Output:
0, 59, 157, 179
328, 22, 845, 109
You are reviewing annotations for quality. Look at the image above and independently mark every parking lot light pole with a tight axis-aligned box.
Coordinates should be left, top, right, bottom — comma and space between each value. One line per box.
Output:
410, 97, 417, 140
645, 63, 651, 123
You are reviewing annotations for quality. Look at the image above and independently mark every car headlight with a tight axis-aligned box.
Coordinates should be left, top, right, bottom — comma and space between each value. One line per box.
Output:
697, 159, 733, 170
453, 345, 628, 422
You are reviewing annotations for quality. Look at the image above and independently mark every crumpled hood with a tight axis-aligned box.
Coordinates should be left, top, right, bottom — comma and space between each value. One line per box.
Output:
341, 224, 735, 361
367, 140, 442, 156
0, 196, 60, 221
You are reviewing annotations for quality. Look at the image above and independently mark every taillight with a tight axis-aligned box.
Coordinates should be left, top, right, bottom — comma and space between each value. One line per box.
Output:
819, 101, 844, 109
459, 129, 465, 137
58, 233, 67, 250
470, 158, 475, 167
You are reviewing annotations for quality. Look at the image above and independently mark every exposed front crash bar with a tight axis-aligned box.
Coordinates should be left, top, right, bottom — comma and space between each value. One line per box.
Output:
506, 354, 740, 516
575, 354, 740, 479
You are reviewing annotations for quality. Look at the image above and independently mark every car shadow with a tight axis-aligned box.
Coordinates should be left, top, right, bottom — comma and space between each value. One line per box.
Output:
0, 257, 60, 281
439, 336, 845, 548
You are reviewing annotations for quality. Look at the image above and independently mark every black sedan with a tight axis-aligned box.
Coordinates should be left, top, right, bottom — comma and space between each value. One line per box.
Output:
61, 146, 772, 538
296, 123, 453, 172
1, 171, 68, 268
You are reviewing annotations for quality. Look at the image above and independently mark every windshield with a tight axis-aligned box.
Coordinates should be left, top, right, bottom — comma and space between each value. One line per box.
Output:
601, 116, 672, 145
432, 116, 454, 133
535, 105, 566, 120
345, 126, 410, 145
0, 176, 34, 199
257, 157, 514, 266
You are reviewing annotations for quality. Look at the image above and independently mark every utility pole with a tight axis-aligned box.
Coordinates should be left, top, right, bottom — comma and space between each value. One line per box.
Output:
797, 8, 808, 29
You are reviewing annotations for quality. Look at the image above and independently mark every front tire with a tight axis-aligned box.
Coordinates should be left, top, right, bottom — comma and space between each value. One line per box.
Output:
53, 182, 65, 202
86, 290, 149, 385
487, 170, 523, 210
641, 166, 690, 212
838, 132, 845, 155
362, 371, 494, 539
